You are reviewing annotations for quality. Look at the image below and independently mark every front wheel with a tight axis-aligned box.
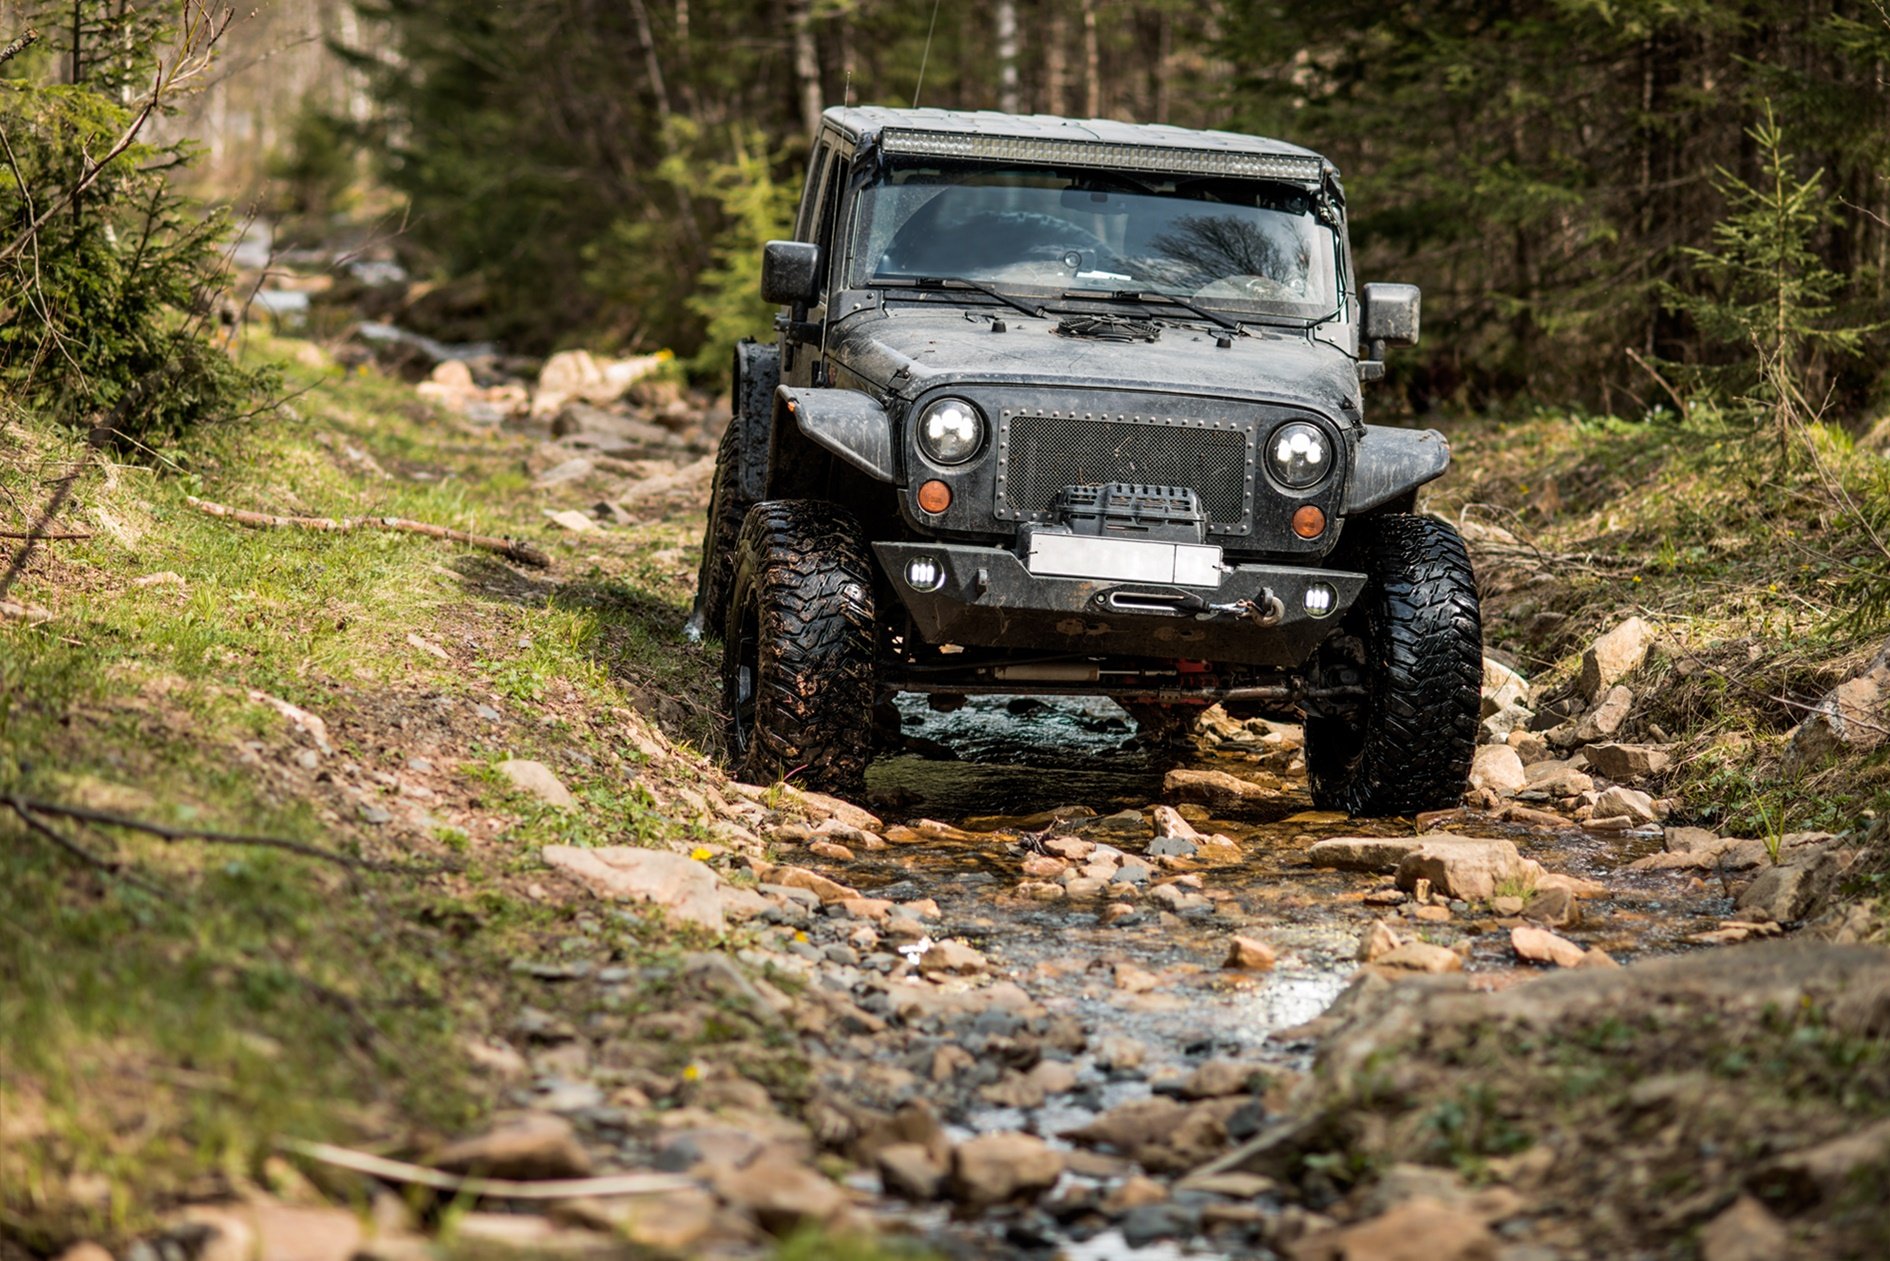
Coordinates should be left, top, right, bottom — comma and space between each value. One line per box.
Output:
722, 501, 879, 792
1304, 514, 1482, 816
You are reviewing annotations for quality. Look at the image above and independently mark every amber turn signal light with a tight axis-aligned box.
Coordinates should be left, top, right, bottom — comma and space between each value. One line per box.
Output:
1291, 505, 1326, 539
917, 480, 952, 513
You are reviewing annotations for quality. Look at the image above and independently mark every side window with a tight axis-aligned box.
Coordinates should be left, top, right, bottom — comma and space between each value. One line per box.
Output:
794, 144, 829, 244
814, 157, 852, 298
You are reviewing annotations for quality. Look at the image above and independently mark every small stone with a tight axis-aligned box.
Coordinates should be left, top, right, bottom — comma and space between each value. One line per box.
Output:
1149, 882, 1210, 913
1163, 767, 1278, 811
1579, 615, 1654, 701
919, 940, 988, 976
1042, 836, 1095, 860
1017, 880, 1067, 901
1147, 834, 1198, 858
432, 1113, 591, 1180
1481, 656, 1531, 716
498, 759, 576, 808
709, 1153, 845, 1234
1412, 904, 1452, 923
1357, 920, 1403, 962
1223, 935, 1276, 971
1179, 1059, 1260, 1099
1021, 853, 1069, 879
1297, 1196, 1497, 1261
1371, 941, 1463, 973
542, 845, 728, 930
1585, 742, 1672, 781
544, 507, 596, 532
1195, 834, 1242, 864
1522, 885, 1580, 929
877, 1142, 947, 1201
1574, 684, 1635, 742
949, 1133, 1064, 1208
1491, 895, 1525, 916
1149, 804, 1202, 843
1510, 924, 1587, 968
1592, 784, 1658, 823
1100, 902, 1138, 925
1523, 759, 1595, 797
808, 839, 853, 861
1468, 744, 1527, 798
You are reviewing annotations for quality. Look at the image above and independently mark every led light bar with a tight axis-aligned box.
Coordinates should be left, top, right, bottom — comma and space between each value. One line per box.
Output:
878, 128, 1325, 183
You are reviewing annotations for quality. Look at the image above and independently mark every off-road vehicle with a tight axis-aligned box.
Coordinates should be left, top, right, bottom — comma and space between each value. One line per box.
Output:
687, 108, 1481, 814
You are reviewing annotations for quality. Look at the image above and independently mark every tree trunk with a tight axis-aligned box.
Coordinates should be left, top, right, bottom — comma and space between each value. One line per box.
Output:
790, 0, 822, 138
996, 0, 1020, 114
1044, 1, 1068, 115
1080, 0, 1100, 117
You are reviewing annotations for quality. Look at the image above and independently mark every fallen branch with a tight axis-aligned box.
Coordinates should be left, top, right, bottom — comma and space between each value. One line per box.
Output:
4, 797, 175, 901
0, 529, 89, 540
6, 797, 458, 876
185, 496, 550, 569
279, 1139, 697, 1201
0, 28, 39, 67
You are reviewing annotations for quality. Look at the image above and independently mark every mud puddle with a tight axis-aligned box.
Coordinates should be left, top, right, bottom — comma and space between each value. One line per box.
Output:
817, 696, 1737, 1256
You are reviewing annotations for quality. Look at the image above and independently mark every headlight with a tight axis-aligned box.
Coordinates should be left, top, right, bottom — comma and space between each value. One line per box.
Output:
1267, 422, 1331, 489
917, 397, 984, 465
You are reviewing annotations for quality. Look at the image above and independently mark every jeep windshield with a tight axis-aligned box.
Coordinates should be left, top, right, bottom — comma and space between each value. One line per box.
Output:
848, 162, 1340, 323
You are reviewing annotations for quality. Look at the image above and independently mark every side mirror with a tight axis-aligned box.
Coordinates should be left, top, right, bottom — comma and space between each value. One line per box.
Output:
761, 240, 822, 307
1360, 282, 1421, 348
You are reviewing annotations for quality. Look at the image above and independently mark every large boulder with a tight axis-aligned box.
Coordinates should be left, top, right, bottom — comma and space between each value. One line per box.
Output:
1578, 616, 1654, 701
1395, 836, 1543, 902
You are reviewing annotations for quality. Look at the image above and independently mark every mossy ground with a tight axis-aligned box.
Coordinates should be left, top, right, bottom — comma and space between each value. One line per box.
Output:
0, 340, 759, 1251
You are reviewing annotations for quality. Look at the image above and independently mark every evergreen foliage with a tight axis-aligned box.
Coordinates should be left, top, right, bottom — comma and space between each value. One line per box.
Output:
0, 3, 275, 444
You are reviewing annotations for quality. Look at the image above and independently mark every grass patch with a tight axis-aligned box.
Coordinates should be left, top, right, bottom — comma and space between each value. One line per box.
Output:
0, 338, 763, 1249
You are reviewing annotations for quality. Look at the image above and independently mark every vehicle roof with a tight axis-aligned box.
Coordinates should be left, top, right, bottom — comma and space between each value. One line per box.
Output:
821, 106, 1330, 167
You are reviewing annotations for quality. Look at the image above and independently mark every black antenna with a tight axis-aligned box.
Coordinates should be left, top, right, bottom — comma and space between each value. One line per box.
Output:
912, 0, 941, 108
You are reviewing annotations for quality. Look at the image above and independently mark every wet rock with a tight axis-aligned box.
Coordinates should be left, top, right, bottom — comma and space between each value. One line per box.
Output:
1163, 767, 1279, 811
1042, 835, 1096, 860
1147, 834, 1198, 859
1510, 924, 1587, 968
1579, 615, 1654, 701
1114, 859, 1154, 885
709, 1153, 845, 1234
1093, 1036, 1148, 1072
542, 845, 727, 930
1394, 836, 1541, 902
1195, 834, 1243, 864
1468, 745, 1526, 797
1103, 1173, 1170, 1213
1307, 836, 1423, 873
1357, 920, 1403, 963
1180, 1059, 1261, 1099
767, 865, 859, 903
1294, 1195, 1497, 1261
1591, 784, 1657, 823
1017, 880, 1066, 901
919, 940, 988, 976
1371, 942, 1464, 974
432, 1113, 591, 1180
1113, 961, 1162, 993
949, 1133, 1064, 1208
1085, 809, 1153, 840
877, 1142, 947, 1201
1150, 804, 1202, 843
1664, 825, 1720, 853
1064, 875, 1110, 900
1150, 882, 1211, 913
1064, 1096, 1187, 1157
1021, 854, 1068, 879
1573, 684, 1634, 743
793, 790, 884, 833
1584, 742, 1672, 781
807, 839, 853, 861
1698, 1195, 1789, 1261
1506, 729, 1551, 763
498, 759, 575, 808
1101, 902, 1139, 925
1224, 935, 1277, 971
1522, 885, 1580, 929
1522, 760, 1594, 797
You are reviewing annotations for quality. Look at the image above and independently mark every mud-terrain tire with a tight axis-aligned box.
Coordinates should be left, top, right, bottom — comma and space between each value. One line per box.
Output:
1304, 514, 1481, 816
687, 343, 778, 641
722, 501, 878, 791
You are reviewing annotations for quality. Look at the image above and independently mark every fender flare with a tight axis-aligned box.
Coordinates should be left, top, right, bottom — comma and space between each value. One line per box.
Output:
776, 385, 897, 484
1343, 424, 1450, 515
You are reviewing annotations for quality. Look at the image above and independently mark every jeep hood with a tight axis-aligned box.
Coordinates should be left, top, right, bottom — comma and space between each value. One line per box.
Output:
828, 303, 1362, 420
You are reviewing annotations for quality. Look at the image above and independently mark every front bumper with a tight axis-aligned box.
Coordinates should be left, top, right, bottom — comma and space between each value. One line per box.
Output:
875, 541, 1366, 668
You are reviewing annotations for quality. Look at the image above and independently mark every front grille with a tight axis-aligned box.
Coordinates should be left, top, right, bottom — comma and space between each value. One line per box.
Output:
998, 414, 1251, 528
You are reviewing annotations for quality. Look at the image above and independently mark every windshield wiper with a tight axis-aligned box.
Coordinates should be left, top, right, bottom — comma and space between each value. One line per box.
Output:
1062, 288, 1246, 334
879, 276, 1047, 320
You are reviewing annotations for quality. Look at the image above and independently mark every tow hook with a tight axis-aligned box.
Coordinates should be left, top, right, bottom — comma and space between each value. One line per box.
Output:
1200, 593, 1285, 627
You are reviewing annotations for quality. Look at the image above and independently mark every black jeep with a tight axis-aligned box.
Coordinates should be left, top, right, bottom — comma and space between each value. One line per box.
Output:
688, 108, 1481, 815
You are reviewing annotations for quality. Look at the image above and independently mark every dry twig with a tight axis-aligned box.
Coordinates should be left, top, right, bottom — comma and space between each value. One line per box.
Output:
279, 1139, 695, 1201
185, 496, 551, 568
